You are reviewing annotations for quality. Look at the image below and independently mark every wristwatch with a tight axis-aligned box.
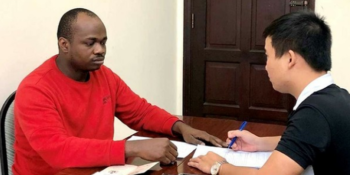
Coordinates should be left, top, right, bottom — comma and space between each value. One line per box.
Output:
210, 160, 228, 175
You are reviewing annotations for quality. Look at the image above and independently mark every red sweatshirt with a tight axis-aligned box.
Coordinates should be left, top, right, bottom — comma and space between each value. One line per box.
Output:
13, 55, 179, 175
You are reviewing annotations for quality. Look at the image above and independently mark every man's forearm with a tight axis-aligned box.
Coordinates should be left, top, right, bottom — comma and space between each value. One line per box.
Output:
220, 163, 258, 175
171, 120, 186, 135
257, 136, 281, 151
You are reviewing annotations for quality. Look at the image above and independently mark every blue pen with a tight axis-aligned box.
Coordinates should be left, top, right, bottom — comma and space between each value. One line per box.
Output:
228, 121, 247, 149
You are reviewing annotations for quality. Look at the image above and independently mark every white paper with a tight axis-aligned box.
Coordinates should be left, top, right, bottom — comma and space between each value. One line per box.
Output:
93, 162, 158, 175
193, 145, 271, 168
127, 136, 197, 158
226, 150, 272, 168
193, 145, 314, 175
192, 145, 230, 159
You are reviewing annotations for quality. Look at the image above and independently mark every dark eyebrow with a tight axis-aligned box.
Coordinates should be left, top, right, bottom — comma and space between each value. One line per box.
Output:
85, 37, 107, 41
85, 38, 96, 41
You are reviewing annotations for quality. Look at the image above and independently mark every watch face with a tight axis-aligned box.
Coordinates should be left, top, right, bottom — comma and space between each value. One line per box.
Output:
210, 162, 220, 175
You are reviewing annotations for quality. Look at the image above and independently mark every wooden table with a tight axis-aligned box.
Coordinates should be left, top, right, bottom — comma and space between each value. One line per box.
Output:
55, 116, 286, 175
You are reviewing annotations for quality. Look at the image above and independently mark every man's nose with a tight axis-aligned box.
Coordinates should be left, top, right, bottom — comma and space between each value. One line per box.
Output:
94, 43, 106, 55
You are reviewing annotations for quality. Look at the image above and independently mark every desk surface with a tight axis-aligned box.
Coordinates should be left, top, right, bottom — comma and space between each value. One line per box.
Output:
55, 116, 286, 175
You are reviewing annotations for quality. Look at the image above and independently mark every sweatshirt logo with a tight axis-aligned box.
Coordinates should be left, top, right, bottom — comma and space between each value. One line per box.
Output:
103, 95, 111, 104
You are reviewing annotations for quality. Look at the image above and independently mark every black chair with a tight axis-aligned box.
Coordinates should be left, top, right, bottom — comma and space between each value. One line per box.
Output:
0, 91, 16, 175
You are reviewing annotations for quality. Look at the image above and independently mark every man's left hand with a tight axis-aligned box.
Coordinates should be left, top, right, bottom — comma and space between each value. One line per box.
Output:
172, 121, 227, 147
188, 151, 225, 174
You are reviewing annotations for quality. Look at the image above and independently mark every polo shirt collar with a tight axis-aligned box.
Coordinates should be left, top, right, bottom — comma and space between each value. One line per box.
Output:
293, 73, 334, 110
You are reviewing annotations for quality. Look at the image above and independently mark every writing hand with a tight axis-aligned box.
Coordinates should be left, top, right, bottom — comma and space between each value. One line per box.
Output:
226, 130, 260, 152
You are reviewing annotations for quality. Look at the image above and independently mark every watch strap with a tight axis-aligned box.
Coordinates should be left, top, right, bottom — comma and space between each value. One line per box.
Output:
211, 159, 228, 175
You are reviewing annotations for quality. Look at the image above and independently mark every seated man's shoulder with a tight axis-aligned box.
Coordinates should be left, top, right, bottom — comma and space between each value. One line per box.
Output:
20, 64, 54, 87
307, 84, 350, 104
299, 84, 350, 123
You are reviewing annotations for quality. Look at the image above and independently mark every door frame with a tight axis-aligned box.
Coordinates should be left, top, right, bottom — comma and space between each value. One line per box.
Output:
183, 0, 193, 115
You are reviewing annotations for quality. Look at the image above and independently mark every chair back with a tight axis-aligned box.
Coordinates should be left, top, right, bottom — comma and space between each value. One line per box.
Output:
0, 91, 16, 175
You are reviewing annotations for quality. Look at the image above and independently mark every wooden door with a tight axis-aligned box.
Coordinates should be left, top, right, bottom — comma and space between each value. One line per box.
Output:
183, 0, 314, 124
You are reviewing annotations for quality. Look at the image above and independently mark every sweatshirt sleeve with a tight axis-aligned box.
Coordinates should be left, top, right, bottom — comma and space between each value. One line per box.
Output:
111, 73, 180, 136
15, 85, 125, 169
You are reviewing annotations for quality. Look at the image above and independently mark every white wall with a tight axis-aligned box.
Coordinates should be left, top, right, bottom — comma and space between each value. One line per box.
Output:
316, 0, 350, 90
176, 0, 184, 119
0, 0, 182, 115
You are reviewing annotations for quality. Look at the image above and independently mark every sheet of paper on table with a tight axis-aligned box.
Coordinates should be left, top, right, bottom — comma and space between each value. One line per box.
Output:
92, 162, 159, 175
193, 145, 314, 175
127, 136, 197, 158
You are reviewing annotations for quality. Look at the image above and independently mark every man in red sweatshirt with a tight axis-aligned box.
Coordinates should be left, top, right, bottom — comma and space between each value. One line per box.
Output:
12, 8, 226, 175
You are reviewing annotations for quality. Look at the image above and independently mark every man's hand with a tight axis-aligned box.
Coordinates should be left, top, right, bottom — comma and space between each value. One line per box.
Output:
188, 151, 226, 174
227, 130, 280, 152
172, 121, 227, 147
125, 138, 178, 165
226, 130, 260, 152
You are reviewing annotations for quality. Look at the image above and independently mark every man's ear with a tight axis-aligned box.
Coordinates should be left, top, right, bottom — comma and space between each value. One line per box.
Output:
58, 37, 70, 53
287, 50, 297, 69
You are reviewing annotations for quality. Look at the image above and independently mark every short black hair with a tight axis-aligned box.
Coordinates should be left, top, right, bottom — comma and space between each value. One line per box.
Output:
263, 11, 332, 71
57, 8, 98, 42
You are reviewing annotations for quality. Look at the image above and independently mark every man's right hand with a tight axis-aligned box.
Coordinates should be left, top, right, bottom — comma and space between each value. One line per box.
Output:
125, 138, 178, 165
227, 130, 280, 152
226, 130, 260, 152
